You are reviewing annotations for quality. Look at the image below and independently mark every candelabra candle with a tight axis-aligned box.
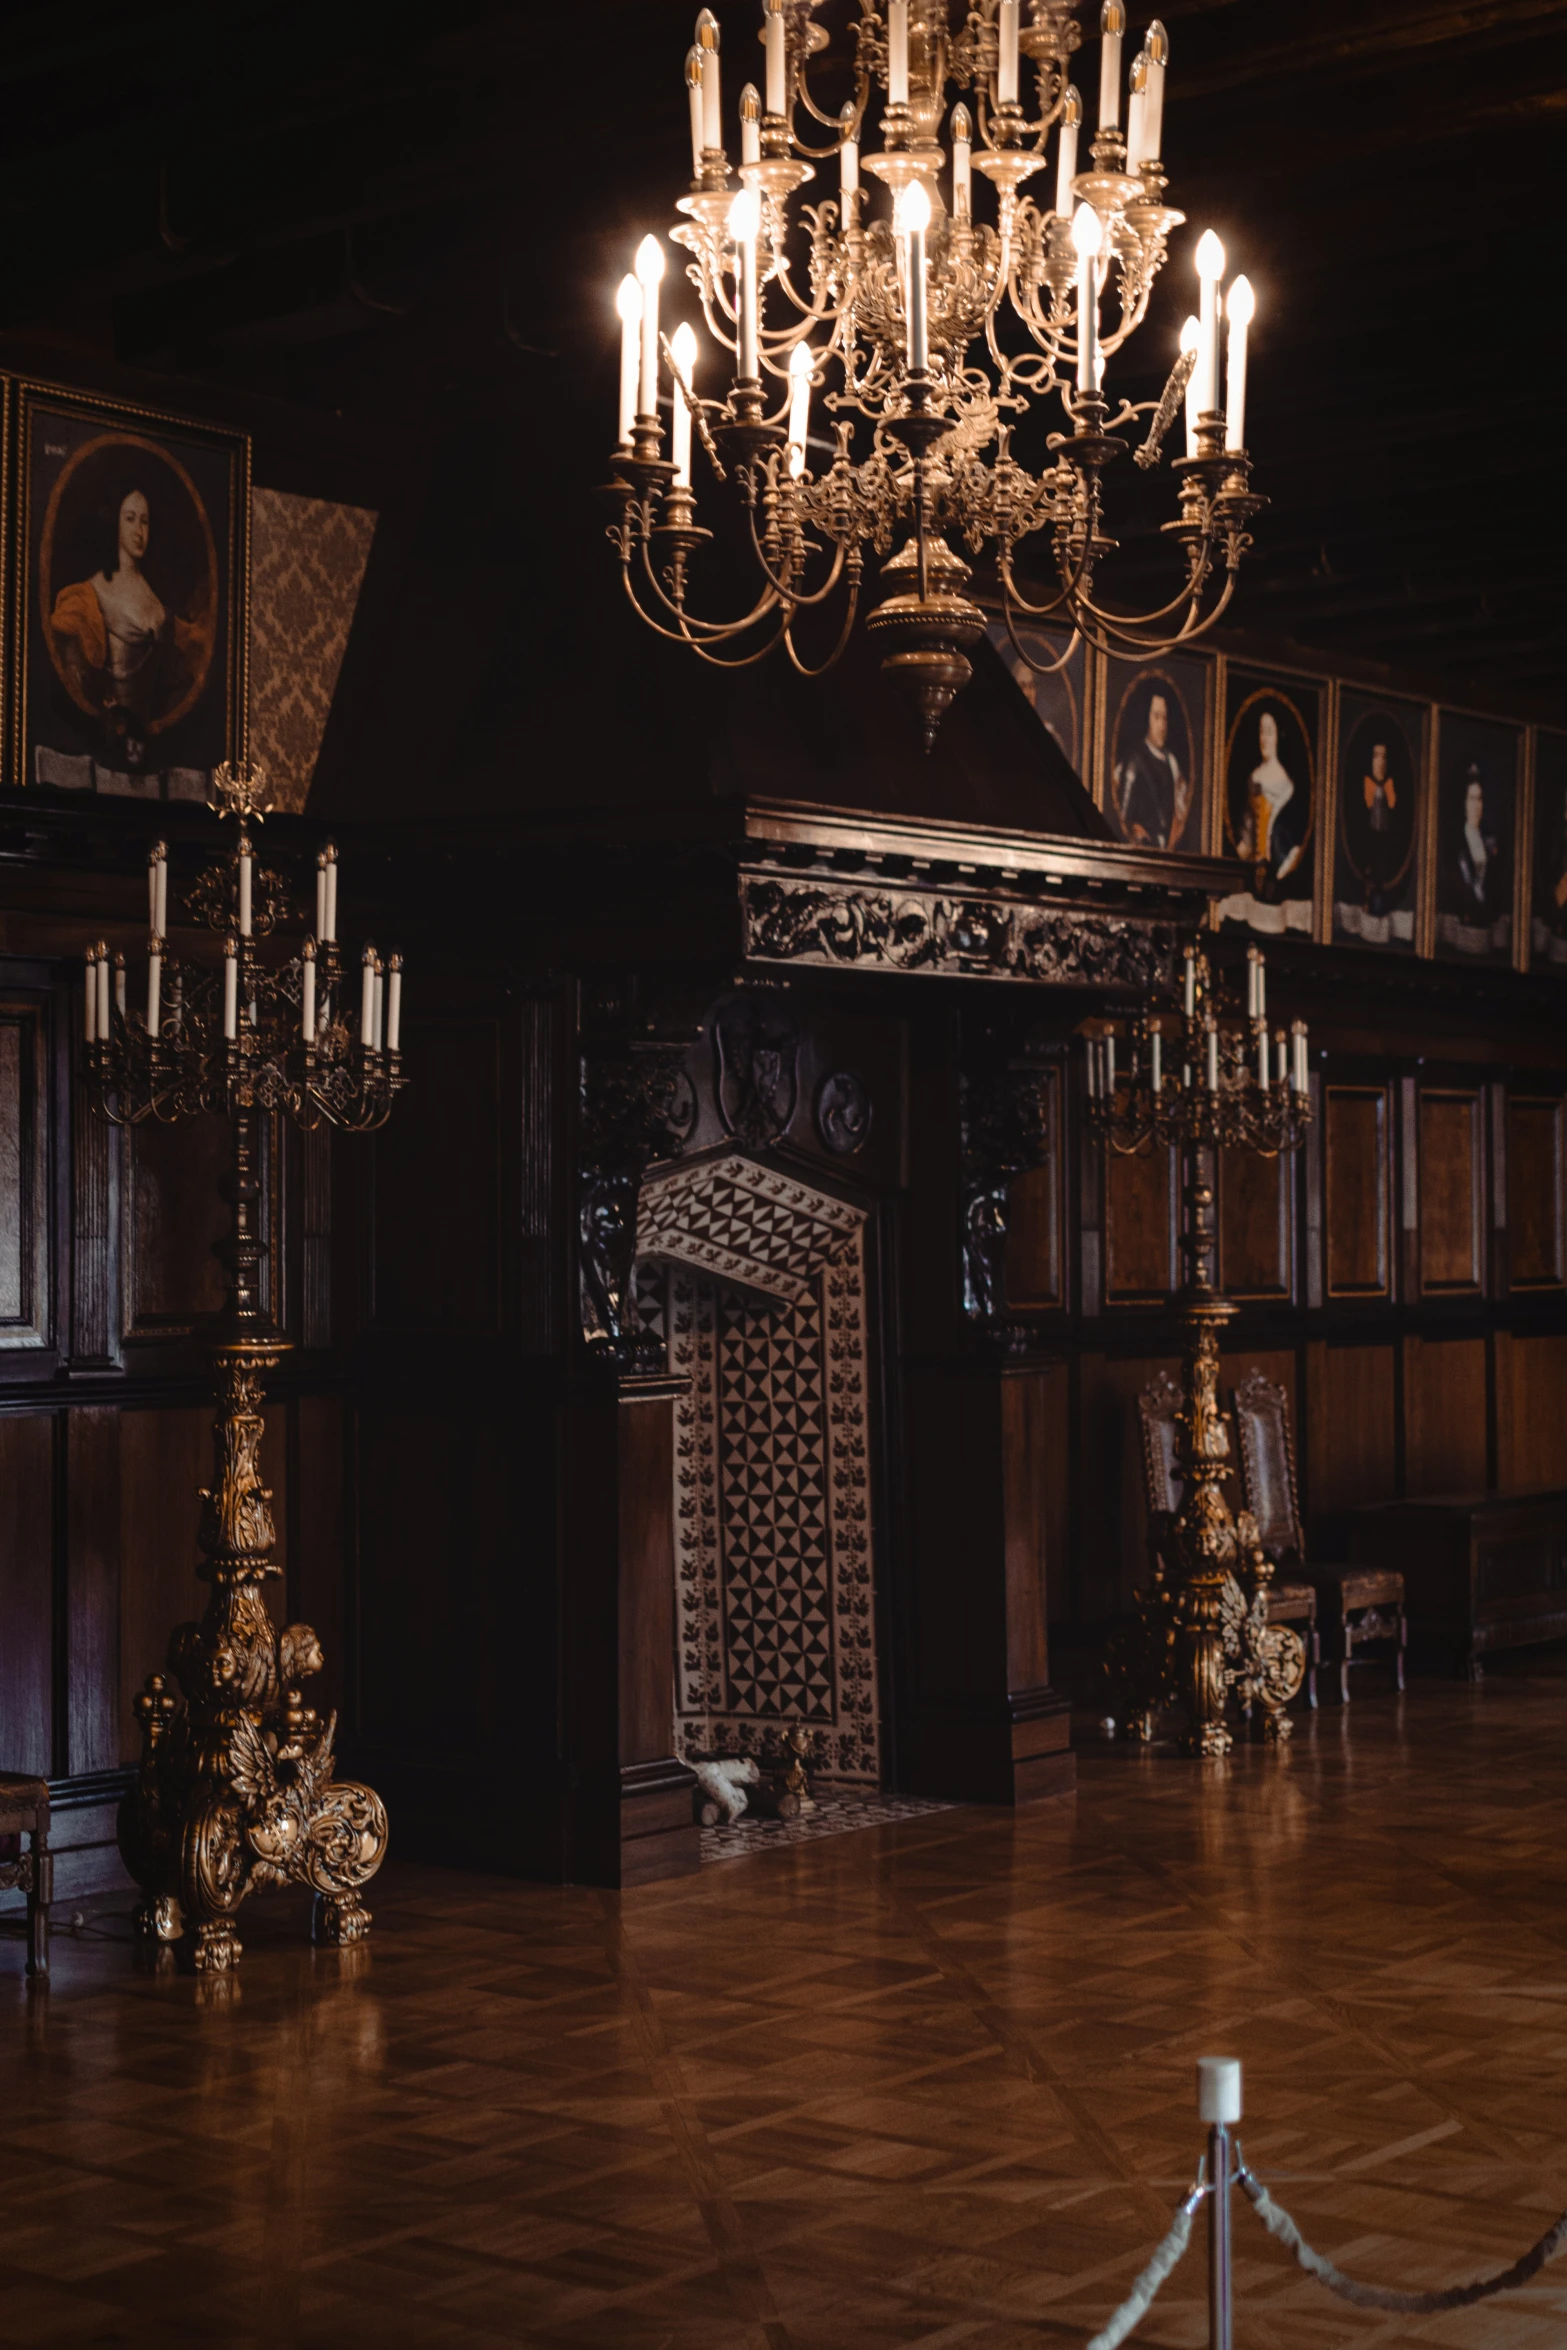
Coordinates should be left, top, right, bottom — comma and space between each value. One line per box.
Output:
114, 952, 127, 1020
838, 102, 858, 207
147, 939, 162, 1040
1292, 1021, 1308, 1094
223, 938, 238, 1041
1151, 1025, 1162, 1093
315, 851, 328, 942
84, 946, 97, 1043
1143, 21, 1167, 159
696, 7, 722, 150
96, 952, 109, 1043
739, 80, 760, 165
1205, 1022, 1219, 1092
1225, 274, 1254, 451
685, 45, 705, 177
148, 842, 168, 936
1073, 204, 1101, 391
1256, 1023, 1269, 1090
951, 104, 972, 223
373, 960, 386, 1052
302, 940, 317, 1044
888, 0, 908, 105
902, 179, 930, 372
1054, 84, 1080, 217
1126, 49, 1147, 169
1184, 943, 1196, 1017
786, 339, 812, 475
729, 187, 760, 379
387, 955, 403, 1055
998, 0, 1019, 107
1098, 0, 1124, 130
324, 844, 338, 942
616, 274, 642, 444
1104, 1028, 1117, 1092
1196, 229, 1225, 414
361, 947, 377, 1044
1275, 1030, 1288, 1088
763, 0, 785, 115
672, 321, 699, 484
635, 235, 665, 419
1180, 315, 1201, 457
238, 836, 253, 938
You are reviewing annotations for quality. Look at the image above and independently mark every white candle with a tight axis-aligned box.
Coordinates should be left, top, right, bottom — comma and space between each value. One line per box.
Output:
1206, 1022, 1219, 1092
616, 274, 642, 444
1151, 1026, 1162, 1093
223, 939, 238, 1040
1054, 85, 1080, 216
729, 188, 761, 380
635, 235, 664, 420
1255, 945, 1266, 1018
764, 0, 786, 114
1098, 0, 1125, 130
1144, 21, 1167, 160
686, 45, 706, 175
1105, 1029, 1117, 1091
372, 963, 385, 1052
902, 179, 930, 371
238, 835, 253, 938
998, 0, 1019, 106
387, 956, 403, 1055
1180, 315, 1200, 456
1257, 1024, 1268, 1090
114, 953, 126, 1019
739, 81, 760, 164
951, 103, 972, 221
1293, 1021, 1308, 1095
315, 850, 328, 941
84, 947, 97, 1043
888, 0, 908, 104
324, 846, 338, 943
1275, 1031, 1288, 1088
786, 340, 812, 475
1183, 944, 1196, 1016
1225, 273, 1254, 451
671, 321, 698, 485
839, 103, 858, 204
1246, 945, 1259, 1017
361, 948, 377, 1044
147, 845, 159, 930
1126, 49, 1147, 168
1072, 204, 1101, 391
302, 941, 316, 1043
696, 8, 722, 150
1196, 229, 1225, 414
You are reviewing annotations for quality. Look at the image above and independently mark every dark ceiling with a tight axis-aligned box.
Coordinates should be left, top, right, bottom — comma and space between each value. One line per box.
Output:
3, 0, 1564, 741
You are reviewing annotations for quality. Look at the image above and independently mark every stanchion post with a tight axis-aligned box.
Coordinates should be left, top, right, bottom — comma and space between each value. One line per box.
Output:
1198, 2057, 1241, 2350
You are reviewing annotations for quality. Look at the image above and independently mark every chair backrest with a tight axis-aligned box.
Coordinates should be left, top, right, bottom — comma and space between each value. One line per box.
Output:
1136, 1370, 1186, 1518
1232, 1368, 1304, 1558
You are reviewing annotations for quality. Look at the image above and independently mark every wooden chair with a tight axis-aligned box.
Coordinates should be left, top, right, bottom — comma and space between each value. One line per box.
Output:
1231, 1367, 1405, 1703
1136, 1371, 1319, 1708
0, 1774, 51, 1975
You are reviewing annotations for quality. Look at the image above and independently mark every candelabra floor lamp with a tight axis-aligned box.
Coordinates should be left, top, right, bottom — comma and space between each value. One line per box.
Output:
1085, 936, 1310, 1756
85, 767, 407, 1971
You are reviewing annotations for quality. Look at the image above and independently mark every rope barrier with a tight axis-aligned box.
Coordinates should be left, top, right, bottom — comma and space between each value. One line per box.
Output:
1084, 2179, 1207, 2350
1235, 2150, 1567, 2315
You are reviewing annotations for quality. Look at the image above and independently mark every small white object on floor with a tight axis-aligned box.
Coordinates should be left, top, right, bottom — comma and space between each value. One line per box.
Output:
691, 1756, 760, 1823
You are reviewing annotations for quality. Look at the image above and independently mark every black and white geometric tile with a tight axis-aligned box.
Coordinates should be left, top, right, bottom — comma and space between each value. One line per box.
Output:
638, 1154, 863, 1307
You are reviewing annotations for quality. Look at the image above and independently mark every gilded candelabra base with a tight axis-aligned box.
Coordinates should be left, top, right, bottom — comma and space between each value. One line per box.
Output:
118, 1336, 388, 1972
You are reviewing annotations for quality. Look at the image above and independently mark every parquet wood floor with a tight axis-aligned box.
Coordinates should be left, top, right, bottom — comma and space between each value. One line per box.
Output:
6, 1683, 1567, 2348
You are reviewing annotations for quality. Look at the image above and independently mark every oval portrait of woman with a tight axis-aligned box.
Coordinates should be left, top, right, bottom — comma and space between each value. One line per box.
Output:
38, 432, 218, 771
1224, 687, 1314, 901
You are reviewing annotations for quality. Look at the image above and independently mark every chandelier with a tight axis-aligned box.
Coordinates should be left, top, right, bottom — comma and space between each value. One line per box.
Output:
607, 0, 1264, 748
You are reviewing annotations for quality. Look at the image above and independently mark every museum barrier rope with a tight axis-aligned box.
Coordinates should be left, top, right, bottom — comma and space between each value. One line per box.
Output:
1084, 2058, 1567, 2350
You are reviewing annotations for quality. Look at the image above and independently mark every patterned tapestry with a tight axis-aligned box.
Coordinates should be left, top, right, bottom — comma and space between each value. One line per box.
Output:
247, 488, 377, 812
644, 1177, 880, 1784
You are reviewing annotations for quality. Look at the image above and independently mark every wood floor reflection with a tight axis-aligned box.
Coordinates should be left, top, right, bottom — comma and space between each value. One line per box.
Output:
7, 1682, 1567, 2347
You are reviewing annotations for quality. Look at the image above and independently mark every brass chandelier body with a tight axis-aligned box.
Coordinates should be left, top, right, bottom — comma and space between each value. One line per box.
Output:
608, 0, 1264, 745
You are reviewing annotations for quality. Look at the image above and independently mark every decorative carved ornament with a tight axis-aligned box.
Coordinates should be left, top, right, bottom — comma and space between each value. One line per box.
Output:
742, 872, 1175, 989
640, 1154, 862, 1308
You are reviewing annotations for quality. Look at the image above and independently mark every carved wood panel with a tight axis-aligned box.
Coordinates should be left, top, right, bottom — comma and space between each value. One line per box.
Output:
1507, 1095, 1565, 1291
1498, 1332, 1567, 1487
1218, 1149, 1293, 1300
0, 998, 51, 1352
1419, 1088, 1484, 1295
1404, 1335, 1487, 1497
1305, 1340, 1396, 1513
1103, 1144, 1176, 1304
1323, 1084, 1390, 1297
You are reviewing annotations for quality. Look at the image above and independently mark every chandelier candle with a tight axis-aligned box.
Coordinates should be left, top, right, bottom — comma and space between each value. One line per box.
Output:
323, 843, 338, 942
237, 835, 253, 938
1098, 0, 1124, 130
1181, 315, 1201, 456
607, 0, 1265, 746
1226, 274, 1254, 451
672, 321, 699, 484
148, 842, 168, 935
222, 937, 238, 1040
616, 276, 642, 444
786, 340, 812, 475
302, 939, 316, 1042
1196, 229, 1225, 415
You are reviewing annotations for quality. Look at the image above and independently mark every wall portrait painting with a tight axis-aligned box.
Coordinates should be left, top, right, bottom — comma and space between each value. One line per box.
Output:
986, 617, 1087, 779
1104, 654, 1209, 851
1216, 669, 1320, 937
1332, 691, 1426, 951
1531, 732, 1567, 971
1434, 710, 1519, 964
20, 386, 248, 799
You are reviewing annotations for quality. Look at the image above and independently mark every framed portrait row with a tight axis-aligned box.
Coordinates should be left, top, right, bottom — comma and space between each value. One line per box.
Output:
0, 375, 249, 803
988, 609, 1566, 973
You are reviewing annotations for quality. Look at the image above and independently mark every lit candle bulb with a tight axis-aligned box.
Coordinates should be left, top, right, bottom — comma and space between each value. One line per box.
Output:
361, 947, 377, 1046
839, 102, 859, 210
764, 0, 786, 115
146, 936, 162, 1040
951, 103, 972, 222
634, 234, 665, 422
83, 946, 97, 1044
324, 844, 338, 943
1180, 315, 1201, 457
786, 339, 813, 475
1225, 273, 1254, 451
615, 275, 642, 444
302, 939, 316, 1044
315, 849, 328, 942
671, 320, 699, 486
739, 80, 760, 164
728, 187, 761, 380
685, 45, 706, 177
237, 833, 253, 939
1206, 1021, 1219, 1092
1143, 21, 1168, 160
997, 0, 1019, 106
386, 955, 403, 1055
1054, 84, 1080, 217
888, 0, 908, 105
223, 938, 238, 1040
1183, 942, 1196, 1016
1098, 0, 1125, 131
114, 952, 126, 1019
1072, 203, 1102, 392
1195, 229, 1225, 416
696, 8, 722, 152
900, 178, 931, 372
1126, 48, 1147, 168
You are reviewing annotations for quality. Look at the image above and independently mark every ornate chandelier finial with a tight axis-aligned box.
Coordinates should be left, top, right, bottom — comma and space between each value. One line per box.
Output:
209, 757, 273, 824
606, 0, 1263, 748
